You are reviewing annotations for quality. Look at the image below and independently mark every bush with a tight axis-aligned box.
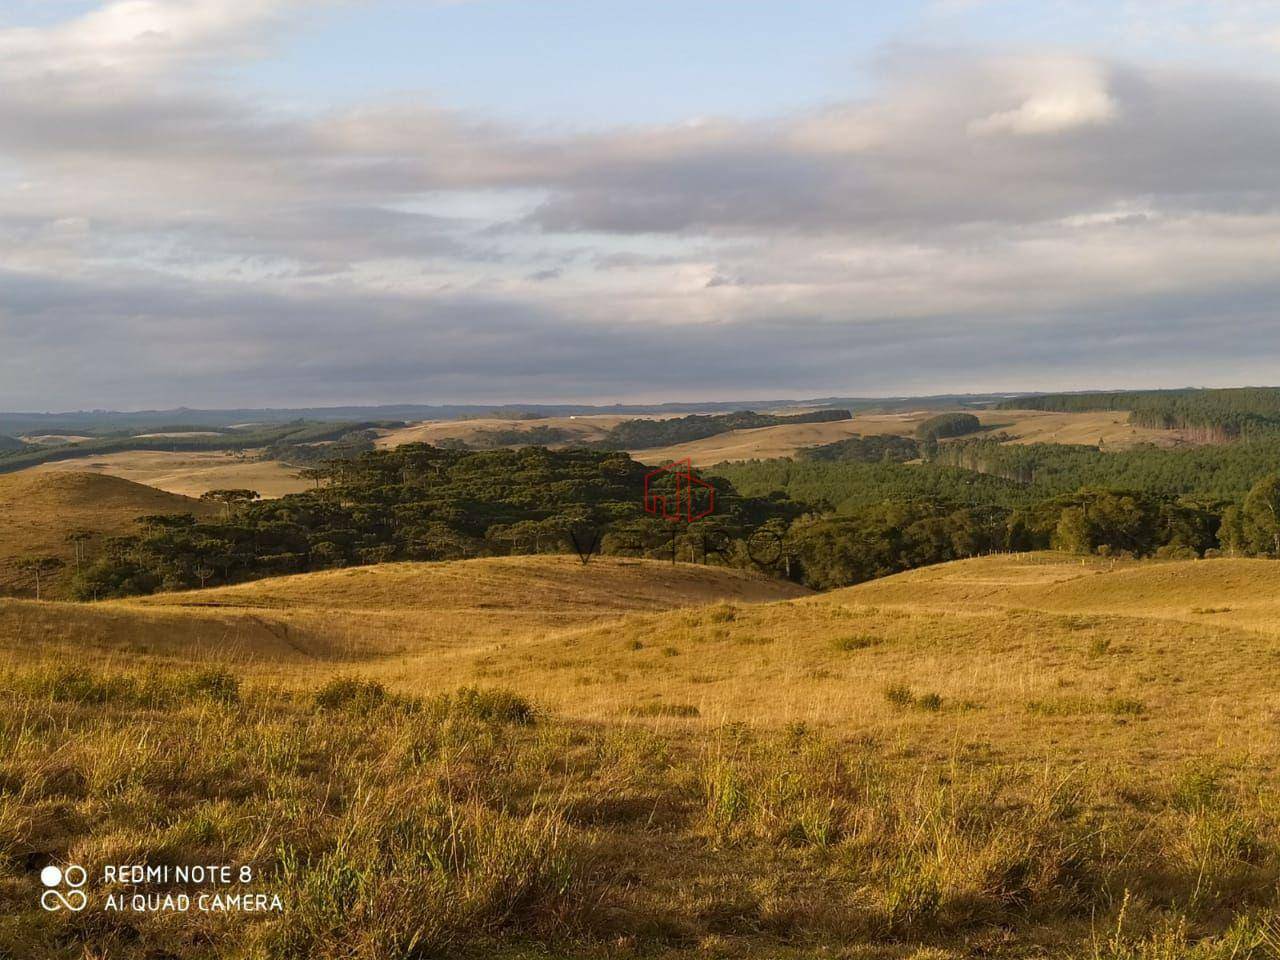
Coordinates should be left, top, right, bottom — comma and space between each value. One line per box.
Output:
312, 676, 389, 713
435, 686, 536, 725
13, 666, 138, 705
176, 668, 240, 705
884, 682, 915, 708
915, 692, 943, 712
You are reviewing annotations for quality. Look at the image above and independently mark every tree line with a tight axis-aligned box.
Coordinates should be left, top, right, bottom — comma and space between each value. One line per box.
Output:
997, 388, 1280, 440
66, 445, 807, 600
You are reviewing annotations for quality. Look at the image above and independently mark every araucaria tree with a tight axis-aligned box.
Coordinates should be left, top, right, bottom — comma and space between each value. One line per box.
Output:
15, 555, 65, 601
200, 489, 261, 520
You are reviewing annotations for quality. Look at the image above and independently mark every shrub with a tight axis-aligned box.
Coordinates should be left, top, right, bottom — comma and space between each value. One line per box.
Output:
312, 676, 388, 713
176, 668, 241, 705
436, 686, 535, 725
884, 683, 915, 708
883, 859, 942, 931
1172, 764, 1225, 812
13, 666, 137, 705
915, 692, 943, 712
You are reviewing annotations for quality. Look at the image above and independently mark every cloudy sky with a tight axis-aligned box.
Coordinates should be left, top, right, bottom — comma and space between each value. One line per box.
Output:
5, 0, 1280, 409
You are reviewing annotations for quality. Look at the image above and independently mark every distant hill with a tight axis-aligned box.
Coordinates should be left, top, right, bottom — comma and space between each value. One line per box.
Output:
597, 409, 852, 450
0, 435, 24, 453
0, 394, 1021, 437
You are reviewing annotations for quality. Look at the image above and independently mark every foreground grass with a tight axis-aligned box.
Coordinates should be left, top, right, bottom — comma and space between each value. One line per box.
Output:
3, 664, 1280, 958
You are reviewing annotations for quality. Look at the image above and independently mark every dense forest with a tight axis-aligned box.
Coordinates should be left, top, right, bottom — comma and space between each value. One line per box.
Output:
62, 434, 1280, 601
798, 434, 920, 463
930, 435, 1280, 497
715, 429, 1280, 572
721, 431, 1280, 508
916, 412, 982, 441
915, 412, 984, 458
454, 426, 574, 449
70, 445, 807, 599
998, 387, 1280, 440
593, 409, 850, 450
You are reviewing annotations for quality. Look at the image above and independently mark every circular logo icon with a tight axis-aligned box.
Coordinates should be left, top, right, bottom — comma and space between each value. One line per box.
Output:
40, 864, 87, 912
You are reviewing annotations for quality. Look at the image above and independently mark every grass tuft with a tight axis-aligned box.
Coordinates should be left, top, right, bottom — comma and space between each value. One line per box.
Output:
832, 634, 882, 651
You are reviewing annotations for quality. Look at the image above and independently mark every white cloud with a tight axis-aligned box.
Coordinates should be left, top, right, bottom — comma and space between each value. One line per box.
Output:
969, 58, 1119, 136
0, 0, 305, 85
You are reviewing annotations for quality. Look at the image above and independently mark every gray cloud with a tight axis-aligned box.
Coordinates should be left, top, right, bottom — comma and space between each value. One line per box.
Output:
5, 3, 1280, 407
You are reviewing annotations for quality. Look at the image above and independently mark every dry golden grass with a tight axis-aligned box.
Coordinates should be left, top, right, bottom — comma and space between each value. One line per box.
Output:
0, 556, 808, 671
374, 414, 677, 449
28, 449, 310, 498
979, 409, 1194, 448
8, 553, 1280, 958
7, 551, 1279, 770
0, 472, 219, 598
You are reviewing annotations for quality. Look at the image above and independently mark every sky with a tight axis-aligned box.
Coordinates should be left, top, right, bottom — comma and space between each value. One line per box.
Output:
5, 1, 1280, 409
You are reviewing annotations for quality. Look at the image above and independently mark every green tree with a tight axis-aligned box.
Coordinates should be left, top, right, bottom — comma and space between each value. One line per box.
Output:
1219, 504, 1247, 557
1243, 474, 1280, 556
1053, 508, 1092, 555
200, 489, 261, 520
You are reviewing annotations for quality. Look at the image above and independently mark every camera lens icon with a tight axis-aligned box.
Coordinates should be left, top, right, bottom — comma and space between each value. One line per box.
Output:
40, 864, 88, 912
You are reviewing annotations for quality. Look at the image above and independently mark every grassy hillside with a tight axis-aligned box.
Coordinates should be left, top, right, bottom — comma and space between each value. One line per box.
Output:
634, 408, 1184, 466
0, 556, 808, 667
7, 554, 1280, 958
0, 472, 219, 598
29, 450, 309, 498
375, 414, 647, 449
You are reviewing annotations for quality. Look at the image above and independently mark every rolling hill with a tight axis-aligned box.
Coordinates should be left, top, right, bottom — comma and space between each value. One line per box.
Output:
8, 550, 1276, 770
324, 553, 1280, 769
374, 414, 647, 449
28, 449, 310, 498
0, 555, 808, 665
0, 472, 219, 598
630, 408, 1186, 465
7, 551, 1280, 958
